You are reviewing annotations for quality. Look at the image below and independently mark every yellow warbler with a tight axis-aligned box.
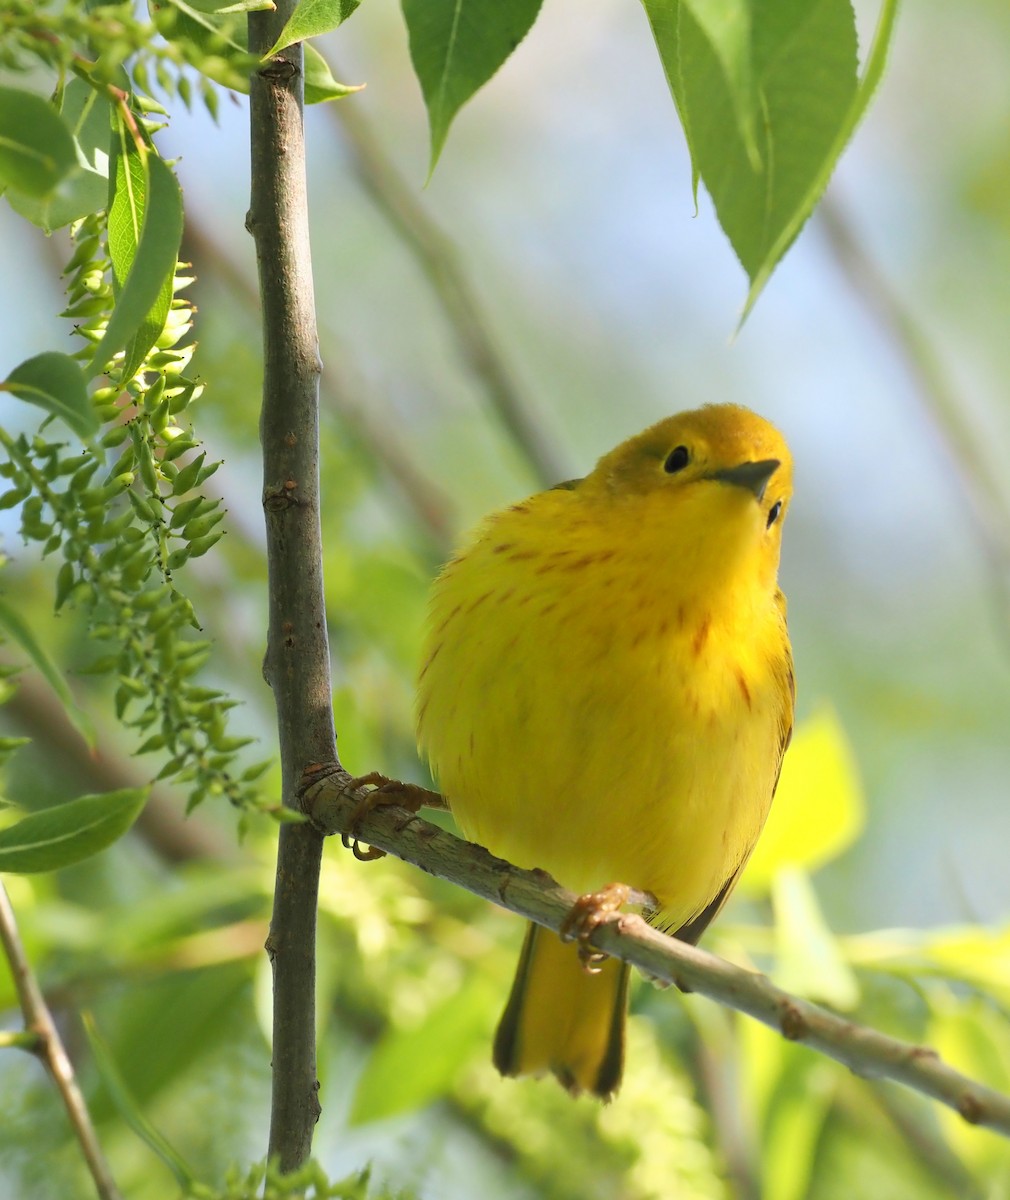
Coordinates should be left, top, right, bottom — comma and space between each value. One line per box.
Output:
416, 404, 794, 1098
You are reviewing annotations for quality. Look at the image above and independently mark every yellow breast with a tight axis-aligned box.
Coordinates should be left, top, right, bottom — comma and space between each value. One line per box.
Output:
416, 480, 793, 930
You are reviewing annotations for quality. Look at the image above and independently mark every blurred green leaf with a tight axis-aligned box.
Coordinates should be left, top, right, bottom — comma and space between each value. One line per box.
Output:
741, 703, 865, 894
1, 352, 98, 441
928, 996, 1010, 1174
267, 0, 361, 56
0, 787, 148, 873
402, 0, 544, 176
349, 973, 495, 1123
772, 866, 860, 1008
0, 595, 95, 746
761, 1043, 838, 1200
7, 81, 111, 231
84, 1014, 195, 1189
0, 86, 77, 196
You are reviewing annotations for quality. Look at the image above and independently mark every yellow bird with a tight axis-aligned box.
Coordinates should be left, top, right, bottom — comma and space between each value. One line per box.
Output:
416, 404, 794, 1098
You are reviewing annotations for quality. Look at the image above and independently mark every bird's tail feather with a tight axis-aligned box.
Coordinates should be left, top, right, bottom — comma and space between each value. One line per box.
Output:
493, 921, 629, 1099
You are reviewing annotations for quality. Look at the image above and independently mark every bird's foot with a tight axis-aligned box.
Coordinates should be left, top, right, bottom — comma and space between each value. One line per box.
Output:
339, 772, 446, 862
560, 882, 633, 974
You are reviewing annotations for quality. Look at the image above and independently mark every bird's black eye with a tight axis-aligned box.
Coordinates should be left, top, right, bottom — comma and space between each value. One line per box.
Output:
664, 445, 690, 473
767, 500, 783, 528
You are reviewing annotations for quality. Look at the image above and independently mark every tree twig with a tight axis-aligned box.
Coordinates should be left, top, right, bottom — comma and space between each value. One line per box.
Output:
247, 12, 335, 1170
182, 218, 456, 557
304, 770, 1010, 1140
818, 196, 1010, 624
327, 82, 571, 488
0, 883, 122, 1200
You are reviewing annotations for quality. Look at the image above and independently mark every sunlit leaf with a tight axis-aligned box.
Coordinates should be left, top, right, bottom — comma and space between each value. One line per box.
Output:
0, 788, 148, 873
90, 150, 183, 378
740, 703, 865, 894
402, 0, 544, 176
1, 352, 97, 441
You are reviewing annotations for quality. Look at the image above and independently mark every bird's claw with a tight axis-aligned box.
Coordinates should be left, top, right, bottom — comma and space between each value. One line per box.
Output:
560, 882, 632, 974
339, 773, 443, 862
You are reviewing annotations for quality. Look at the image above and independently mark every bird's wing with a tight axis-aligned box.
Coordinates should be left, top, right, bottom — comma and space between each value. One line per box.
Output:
671, 597, 795, 946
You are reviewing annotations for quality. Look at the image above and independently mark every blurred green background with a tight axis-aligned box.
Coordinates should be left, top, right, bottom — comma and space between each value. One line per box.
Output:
2, 0, 1010, 1196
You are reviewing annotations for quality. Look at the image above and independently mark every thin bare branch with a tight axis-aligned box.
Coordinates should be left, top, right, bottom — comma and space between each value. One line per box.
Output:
0, 883, 122, 1200
305, 770, 1010, 1140
327, 84, 571, 488
182, 219, 456, 557
818, 197, 1010, 617
247, 10, 333, 1169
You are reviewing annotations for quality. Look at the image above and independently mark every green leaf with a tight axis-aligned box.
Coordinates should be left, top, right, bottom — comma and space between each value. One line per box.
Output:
402, 0, 544, 176
0, 595, 95, 746
304, 44, 365, 104
6, 81, 112, 231
0, 787, 148, 873
349, 974, 495, 1123
267, 0, 361, 56
771, 867, 860, 1008
0, 86, 77, 196
1, 352, 98, 441
89, 149, 184, 379
682, 0, 759, 170
644, 0, 897, 314
740, 703, 865, 894
83, 1014, 196, 1188
741, 0, 900, 318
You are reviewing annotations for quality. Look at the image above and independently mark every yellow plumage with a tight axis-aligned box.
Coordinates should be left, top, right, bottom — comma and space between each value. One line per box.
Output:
416, 404, 794, 1098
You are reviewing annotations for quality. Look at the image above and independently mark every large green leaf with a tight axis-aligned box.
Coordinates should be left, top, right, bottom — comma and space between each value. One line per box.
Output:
7, 80, 111, 231
643, 0, 899, 314
89, 147, 183, 379
1, 351, 98, 441
402, 0, 544, 176
0, 86, 77, 197
0, 788, 148, 873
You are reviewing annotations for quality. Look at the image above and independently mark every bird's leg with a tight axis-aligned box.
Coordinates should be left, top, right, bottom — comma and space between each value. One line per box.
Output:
560, 882, 656, 973
339, 772, 447, 862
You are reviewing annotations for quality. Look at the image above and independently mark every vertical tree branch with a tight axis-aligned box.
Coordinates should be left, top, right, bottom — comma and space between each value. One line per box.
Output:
0, 883, 122, 1200
247, 10, 336, 1169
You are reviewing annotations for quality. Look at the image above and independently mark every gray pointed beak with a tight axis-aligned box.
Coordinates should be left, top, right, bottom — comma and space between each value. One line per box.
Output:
707, 458, 780, 501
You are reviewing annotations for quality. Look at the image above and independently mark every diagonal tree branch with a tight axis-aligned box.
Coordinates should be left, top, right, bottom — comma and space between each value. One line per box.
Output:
247, 10, 336, 1170
304, 770, 1010, 1140
326, 81, 571, 488
0, 883, 122, 1200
